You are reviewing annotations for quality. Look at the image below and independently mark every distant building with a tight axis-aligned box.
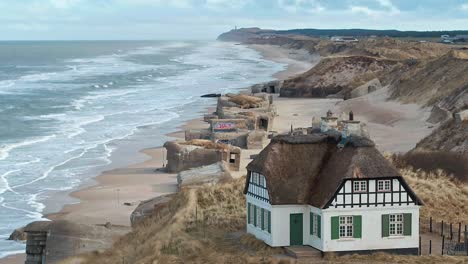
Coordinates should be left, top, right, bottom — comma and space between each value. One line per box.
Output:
441, 34, 468, 43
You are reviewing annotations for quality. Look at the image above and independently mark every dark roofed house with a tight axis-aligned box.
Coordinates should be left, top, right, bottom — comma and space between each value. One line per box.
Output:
244, 132, 422, 256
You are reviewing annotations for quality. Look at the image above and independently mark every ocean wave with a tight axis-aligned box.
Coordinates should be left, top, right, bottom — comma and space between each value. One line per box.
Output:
0, 135, 56, 161
0, 201, 44, 219
0, 170, 20, 195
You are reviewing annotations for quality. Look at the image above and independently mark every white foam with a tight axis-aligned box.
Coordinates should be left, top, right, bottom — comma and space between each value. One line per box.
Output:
0, 170, 20, 195
0, 135, 56, 161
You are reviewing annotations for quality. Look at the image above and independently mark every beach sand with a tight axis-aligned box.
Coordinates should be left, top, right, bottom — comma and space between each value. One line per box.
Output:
249, 44, 320, 79
0, 44, 434, 263
0, 44, 313, 264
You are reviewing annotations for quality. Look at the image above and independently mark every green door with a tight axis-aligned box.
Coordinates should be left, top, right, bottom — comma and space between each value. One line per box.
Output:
290, 214, 303, 245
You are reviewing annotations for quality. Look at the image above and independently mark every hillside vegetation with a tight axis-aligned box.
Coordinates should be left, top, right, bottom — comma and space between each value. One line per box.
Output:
217, 28, 468, 42
64, 162, 468, 264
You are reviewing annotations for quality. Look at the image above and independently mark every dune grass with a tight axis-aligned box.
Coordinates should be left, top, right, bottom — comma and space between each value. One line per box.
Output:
64, 162, 467, 264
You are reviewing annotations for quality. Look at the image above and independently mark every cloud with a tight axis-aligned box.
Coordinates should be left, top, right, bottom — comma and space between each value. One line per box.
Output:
377, 0, 400, 14
277, 0, 324, 13
205, 0, 249, 10
350, 6, 380, 17
48, 0, 82, 9
462, 4, 468, 11
117, 0, 193, 8
349, 0, 400, 17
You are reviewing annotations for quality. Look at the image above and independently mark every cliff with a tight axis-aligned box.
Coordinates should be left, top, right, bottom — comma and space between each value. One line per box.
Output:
281, 55, 399, 98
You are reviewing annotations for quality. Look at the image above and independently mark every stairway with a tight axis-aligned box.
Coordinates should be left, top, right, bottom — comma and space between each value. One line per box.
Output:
284, 246, 323, 259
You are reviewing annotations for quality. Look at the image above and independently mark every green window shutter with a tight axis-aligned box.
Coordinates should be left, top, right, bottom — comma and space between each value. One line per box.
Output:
310, 213, 314, 235
317, 215, 321, 239
261, 208, 265, 230
382, 214, 390, 237
403, 213, 412, 236
268, 211, 271, 233
247, 203, 251, 224
353, 215, 362, 238
253, 205, 257, 227
331, 216, 339, 240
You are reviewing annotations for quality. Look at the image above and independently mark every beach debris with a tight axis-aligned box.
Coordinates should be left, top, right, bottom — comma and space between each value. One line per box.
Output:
201, 93, 221, 98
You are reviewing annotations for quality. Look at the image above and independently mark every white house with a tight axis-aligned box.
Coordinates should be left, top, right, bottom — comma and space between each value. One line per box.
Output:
244, 129, 423, 255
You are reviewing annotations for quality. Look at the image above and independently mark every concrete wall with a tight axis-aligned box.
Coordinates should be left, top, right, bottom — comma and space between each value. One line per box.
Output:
246, 196, 420, 253
322, 206, 420, 252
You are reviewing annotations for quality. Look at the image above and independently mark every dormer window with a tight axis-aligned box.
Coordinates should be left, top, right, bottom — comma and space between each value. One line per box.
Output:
378, 180, 391, 192
353, 181, 367, 193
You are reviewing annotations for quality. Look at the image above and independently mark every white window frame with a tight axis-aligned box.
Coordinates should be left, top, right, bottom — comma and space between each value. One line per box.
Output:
339, 216, 354, 238
378, 180, 391, 192
353, 181, 367, 193
389, 214, 404, 236
312, 214, 319, 236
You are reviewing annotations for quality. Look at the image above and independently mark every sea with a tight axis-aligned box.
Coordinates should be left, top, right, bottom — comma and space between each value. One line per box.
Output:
0, 40, 284, 257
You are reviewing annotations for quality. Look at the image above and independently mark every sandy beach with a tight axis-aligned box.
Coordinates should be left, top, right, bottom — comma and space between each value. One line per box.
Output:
0, 44, 314, 264
0, 44, 436, 264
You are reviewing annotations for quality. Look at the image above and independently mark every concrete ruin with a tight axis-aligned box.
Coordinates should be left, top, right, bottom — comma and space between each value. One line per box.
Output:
164, 140, 241, 173
349, 78, 383, 99
185, 93, 275, 150
24, 220, 128, 264
177, 162, 232, 189
130, 194, 175, 226
251, 80, 284, 94
455, 109, 468, 123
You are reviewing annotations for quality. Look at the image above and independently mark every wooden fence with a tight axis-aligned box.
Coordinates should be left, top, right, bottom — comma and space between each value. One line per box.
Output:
420, 217, 468, 256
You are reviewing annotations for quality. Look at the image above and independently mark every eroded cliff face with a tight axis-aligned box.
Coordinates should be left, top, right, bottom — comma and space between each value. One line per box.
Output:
389, 50, 468, 112
280, 56, 399, 98
413, 119, 468, 156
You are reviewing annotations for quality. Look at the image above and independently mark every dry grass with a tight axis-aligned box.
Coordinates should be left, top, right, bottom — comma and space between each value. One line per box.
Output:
68, 177, 283, 264
64, 162, 468, 264
179, 139, 230, 150
401, 168, 468, 223
226, 93, 264, 108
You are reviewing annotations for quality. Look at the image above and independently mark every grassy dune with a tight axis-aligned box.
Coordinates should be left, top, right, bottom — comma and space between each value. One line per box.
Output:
64, 165, 468, 264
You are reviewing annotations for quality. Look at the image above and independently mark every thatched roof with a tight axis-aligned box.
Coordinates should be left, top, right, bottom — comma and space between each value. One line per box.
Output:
245, 133, 417, 208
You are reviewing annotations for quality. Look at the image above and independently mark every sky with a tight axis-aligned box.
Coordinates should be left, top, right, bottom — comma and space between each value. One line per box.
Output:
1, 0, 468, 40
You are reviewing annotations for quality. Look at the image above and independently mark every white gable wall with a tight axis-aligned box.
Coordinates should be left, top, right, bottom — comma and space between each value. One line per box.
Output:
246, 195, 273, 246
330, 178, 416, 208
322, 206, 420, 252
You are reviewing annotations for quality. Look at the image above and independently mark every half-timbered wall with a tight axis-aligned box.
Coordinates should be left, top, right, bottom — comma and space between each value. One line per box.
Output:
246, 171, 270, 203
327, 178, 417, 209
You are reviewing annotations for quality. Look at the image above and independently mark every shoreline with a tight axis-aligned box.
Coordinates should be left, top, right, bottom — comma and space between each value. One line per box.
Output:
44, 45, 315, 226
0, 44, 314, 263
